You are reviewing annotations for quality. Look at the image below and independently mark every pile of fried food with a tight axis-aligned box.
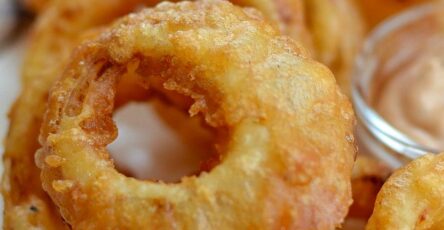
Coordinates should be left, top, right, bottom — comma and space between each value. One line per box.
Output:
2, 0, 442, 229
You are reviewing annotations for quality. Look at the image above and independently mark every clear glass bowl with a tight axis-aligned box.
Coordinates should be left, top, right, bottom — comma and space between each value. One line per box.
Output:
352, 2, 444, 168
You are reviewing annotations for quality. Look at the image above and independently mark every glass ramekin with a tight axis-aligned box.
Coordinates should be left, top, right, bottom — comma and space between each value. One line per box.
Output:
352, 2, 444, 169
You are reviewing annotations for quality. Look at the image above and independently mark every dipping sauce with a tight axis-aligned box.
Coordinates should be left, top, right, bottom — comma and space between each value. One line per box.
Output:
372, 15, 444, 151
353, 2, 444, 169
376, 49, 444, 150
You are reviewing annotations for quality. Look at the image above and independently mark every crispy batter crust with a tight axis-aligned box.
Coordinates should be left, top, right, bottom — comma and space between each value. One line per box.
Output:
367, 153, 444, 229
37, 1, 356, 228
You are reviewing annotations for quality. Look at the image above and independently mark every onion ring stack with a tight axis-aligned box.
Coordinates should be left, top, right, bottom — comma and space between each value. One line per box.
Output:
366, 153, 444, 229
35, 0, 355, 228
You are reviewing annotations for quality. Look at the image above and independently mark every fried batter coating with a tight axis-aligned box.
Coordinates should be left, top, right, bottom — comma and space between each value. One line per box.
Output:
37, 1, 356, 228
1, 0, 160, 228
366, 153, 444, 229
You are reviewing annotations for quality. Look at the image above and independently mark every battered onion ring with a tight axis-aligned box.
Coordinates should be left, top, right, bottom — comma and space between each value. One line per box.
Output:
37, 0, 355, 228
1, 0, 343, 228
1, 0, 157, 228
366, 153, 444, 229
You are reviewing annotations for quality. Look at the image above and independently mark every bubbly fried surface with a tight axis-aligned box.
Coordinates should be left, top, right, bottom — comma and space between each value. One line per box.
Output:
37, 1, 356, 228
366, 153, 444, 230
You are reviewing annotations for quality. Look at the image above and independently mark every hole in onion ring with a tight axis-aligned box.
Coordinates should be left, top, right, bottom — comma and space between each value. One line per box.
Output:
108, 98, 217, 183
74, 57, 223, 183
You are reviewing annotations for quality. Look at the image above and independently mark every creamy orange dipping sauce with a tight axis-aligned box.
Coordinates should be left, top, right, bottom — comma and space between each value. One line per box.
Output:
375, 44, 444, 150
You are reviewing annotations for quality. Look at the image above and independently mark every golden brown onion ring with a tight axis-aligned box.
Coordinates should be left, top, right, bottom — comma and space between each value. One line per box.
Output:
3, 0, 360, 227
37, 0, 356, 228
366, 153, 444, 229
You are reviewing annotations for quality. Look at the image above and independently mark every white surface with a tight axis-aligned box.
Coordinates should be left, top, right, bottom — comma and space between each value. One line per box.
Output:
109, 101, 213, 182
0, 34, 27, 229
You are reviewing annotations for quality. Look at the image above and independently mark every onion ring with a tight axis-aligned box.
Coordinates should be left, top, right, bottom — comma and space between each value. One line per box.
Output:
366, 153, 444, 229
3, 0, 360, 227
37, 0, 356, 228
